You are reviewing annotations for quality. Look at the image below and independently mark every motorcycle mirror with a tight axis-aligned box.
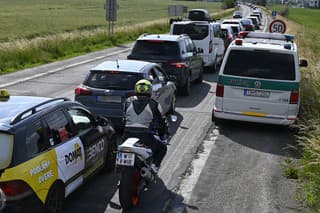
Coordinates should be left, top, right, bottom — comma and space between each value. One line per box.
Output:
0, 187, 6, 211
170, 115, 178, 122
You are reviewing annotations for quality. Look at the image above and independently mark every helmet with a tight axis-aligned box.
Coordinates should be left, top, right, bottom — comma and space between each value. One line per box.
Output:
135, 79, 152, 96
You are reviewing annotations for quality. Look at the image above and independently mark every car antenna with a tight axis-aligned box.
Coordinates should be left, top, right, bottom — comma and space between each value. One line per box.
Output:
116, 59, 119, 69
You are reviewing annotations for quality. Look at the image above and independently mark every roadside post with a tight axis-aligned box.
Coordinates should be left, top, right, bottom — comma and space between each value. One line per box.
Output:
105, 0, 118, 36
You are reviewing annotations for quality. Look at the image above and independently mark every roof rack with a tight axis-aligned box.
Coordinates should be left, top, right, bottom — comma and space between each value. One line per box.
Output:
10, 97, 70, 125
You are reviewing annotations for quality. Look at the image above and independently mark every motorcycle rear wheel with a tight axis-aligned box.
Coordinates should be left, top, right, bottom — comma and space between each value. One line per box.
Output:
119, 167, 141, 210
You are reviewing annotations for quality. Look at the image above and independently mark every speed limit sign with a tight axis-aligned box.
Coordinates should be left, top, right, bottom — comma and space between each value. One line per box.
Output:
269, 19, 286, 33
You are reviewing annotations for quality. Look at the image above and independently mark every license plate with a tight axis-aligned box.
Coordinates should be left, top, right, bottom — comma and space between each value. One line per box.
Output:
244, 89, 270, 98
97, 96, 121, 103
116, 152, 135, 166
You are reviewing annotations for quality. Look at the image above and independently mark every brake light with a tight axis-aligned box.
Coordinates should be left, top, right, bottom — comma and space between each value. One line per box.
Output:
227, 35, 233, 41
216, 84, 224, 97
126, 92, 136, 97
170, 62, 186, 69
75, 86, 92, 95
290, 91, 299, 104
238, 31, 249, 38
209, 40, 213, 53
147, 40, 164, 43
0, 180, 32, 198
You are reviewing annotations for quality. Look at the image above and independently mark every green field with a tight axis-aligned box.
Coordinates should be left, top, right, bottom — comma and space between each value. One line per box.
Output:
0, 0, 222, 41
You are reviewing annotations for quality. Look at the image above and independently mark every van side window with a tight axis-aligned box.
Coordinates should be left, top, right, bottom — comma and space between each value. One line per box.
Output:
45, 110, 73, 145
67, 108, 95, 135
26, 120, 49, 156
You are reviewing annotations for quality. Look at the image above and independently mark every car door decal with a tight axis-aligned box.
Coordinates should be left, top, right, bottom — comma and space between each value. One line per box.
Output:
55, 137, 85, 183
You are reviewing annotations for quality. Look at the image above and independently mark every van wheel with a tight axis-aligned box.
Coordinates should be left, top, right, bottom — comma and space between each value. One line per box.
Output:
180, 76, 191, 96
43, 182, 65, 213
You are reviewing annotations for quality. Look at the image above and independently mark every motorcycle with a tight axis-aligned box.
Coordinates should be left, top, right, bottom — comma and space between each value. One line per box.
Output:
116, 115, 177, 210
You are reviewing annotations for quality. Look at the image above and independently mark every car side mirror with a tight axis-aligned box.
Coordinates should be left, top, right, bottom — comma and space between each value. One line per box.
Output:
167, 75, 176, 82
299, 59, 308, 67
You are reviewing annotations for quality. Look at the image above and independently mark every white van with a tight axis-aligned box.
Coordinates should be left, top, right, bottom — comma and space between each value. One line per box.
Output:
213, 32, 308, 125
170, 21, 225, 72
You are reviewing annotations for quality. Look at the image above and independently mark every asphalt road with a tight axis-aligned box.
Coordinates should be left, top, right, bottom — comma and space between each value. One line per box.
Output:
0, 5, 300, 213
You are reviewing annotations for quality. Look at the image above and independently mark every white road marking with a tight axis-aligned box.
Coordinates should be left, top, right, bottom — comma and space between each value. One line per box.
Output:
178, 128, 219, 203
0, 48, 130, 88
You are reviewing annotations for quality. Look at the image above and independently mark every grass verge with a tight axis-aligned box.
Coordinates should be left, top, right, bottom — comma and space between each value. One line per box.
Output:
0, 8, 235, 75
269, 8, 320, 212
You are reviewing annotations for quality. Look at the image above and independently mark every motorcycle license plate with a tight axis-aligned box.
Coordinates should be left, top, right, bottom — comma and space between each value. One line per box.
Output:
116, 152, 135, 166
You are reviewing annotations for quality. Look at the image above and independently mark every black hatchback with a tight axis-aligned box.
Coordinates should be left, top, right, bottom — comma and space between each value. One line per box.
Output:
127, 34, 204, 96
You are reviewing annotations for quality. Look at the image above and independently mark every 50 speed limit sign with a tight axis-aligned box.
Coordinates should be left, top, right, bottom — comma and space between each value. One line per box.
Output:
269, 19, 286, 33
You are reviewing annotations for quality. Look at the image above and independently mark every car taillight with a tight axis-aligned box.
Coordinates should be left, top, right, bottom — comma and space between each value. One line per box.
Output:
170, 62, 186, 69
290, 91, 299, 104
209, 40, 213, 53
216, 83, 224, 97
75, 86, 92, 95
227, 35, 233, 41
0, 180, 32, 199
126, 92, 136, 97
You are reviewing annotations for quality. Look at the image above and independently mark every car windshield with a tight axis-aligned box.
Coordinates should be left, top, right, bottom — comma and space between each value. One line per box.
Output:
223, 49, 296, 80
172, 24, 208, 40
85, 71, 141, 90
131, 40, 179, 57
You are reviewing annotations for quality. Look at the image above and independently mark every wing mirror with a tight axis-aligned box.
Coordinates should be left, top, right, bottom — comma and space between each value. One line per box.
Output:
299, 59, 308, 67
167, 75, 176, 82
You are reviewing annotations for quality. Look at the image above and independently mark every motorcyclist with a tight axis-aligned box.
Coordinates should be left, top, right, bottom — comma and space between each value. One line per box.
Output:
123, 79, 168, 173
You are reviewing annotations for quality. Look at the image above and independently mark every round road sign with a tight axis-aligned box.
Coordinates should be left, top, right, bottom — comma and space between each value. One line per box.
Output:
269, 19, 286, 33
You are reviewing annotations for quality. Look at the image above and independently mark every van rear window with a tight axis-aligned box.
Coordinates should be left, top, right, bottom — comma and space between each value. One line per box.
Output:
223, 50, 296, 80
172, 24, 208, 40
85, 72, 141, 90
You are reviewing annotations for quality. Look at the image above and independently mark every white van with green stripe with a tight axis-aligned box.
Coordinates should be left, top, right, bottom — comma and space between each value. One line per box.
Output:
213, 32, 308, 125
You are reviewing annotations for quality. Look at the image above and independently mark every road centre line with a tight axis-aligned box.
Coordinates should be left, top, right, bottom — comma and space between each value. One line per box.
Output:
0, 48, 130, 88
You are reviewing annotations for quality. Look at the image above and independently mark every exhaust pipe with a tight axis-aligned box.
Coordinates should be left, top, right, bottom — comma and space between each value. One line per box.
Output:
140, 167, 154, 182
0, 188, 6, 212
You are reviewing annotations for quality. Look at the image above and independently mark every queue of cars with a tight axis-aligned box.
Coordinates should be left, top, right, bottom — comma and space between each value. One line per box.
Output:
0, 5, 308, 212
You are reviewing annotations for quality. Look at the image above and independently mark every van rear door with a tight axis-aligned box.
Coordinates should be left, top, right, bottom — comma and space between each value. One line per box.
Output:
220, 49, 299, 119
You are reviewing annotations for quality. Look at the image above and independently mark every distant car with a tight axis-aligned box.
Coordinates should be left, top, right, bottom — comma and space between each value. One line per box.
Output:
222, 19, 245, 31
0, 91, 116, 212
240, 18, 255, 31
250, 14, 261, 25
220, 24, 235, 49
221, 23, 241, 37
248, 16, 260, 30
75, 60, 176, 130
233, 11, 242, 18
127, 34, 203, 96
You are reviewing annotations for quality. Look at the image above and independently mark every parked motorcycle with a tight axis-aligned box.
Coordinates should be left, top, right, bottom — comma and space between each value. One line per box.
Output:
116, 115, 177, 210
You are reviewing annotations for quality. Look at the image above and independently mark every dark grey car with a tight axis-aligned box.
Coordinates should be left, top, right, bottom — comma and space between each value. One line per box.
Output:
74, 60, 176, 130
